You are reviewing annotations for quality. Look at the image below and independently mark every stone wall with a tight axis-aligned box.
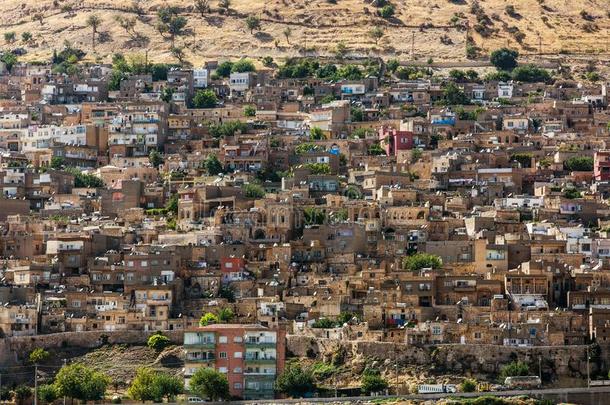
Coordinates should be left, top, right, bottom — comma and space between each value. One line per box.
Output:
287, 335, 600, 379
0, 330, 184, 366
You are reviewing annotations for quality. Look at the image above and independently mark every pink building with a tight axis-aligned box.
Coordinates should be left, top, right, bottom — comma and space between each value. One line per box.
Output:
378, 126, 414, 156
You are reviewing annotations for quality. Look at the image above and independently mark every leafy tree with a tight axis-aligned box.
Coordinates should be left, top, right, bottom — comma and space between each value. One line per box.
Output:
317, 64, 337, 79
361, 370, 388, 394
511, 64, 551, 83
311, 318, 336, 328
345, 185, 363, 199
127, 367, 158, 402
320, 94, 336, 104
499, 361, 529, 380
14, 385, 32, 405
204, 154, 223, 175
231, 59, 256, 73
402, 252, 442, 271
295, 143, 323, 154
194, 0, 210, 16
217, 307, 234, 322
149, 149, 163, 168
54, 363, 110, 402
170, 46, 186, 65
275, 364, 316, 398
245, 16, 261, 34
147, 332, 171, 352
310, 127, 325, 140
154, 373, 183, 401
216, 61, 233, 77
208, 121, 248, 138
86, 15, 102, 49
1, 52, 18, 72
485, 70, 512, 82
244, 105, 256, 117
369, 26, 384, 45
490, 48, 519, 71
442, 82, 470, 105
0, 388, 12, 402
38, 384, 58, 404
65, 167, 104, 188
219, 285, 236, 302
511, 153, 533, 168
189, 368, 229, 401
165, 194, 179, 214
564, 156, 593, 171
199, 312, 219, 326
379, 4, 395, 18
29, 348, 50, 364
563, 188, 582, 199
303, 207, 326, 225
386, 58, 399, 73
50, 156, 65, 169
160, 87, 174, 103
157, 6, 188, 46
193, 89, 218, 108
460, 379, 477, 392
337, 64, 362, 80
243, 183, 265, 199
334, 41, 348, 59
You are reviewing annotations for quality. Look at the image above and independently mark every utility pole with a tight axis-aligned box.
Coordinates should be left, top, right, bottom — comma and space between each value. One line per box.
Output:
63, 359, 67, 405
34, 364, 38, 405
411, 31, 415, 59
538, 356, 542, 381
395, 358, 399, 394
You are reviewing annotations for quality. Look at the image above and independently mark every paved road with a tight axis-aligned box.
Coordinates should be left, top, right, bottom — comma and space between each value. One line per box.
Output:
168, 386, 610, 405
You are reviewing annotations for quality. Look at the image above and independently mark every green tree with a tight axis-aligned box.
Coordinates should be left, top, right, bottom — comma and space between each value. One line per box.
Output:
160, 87, 174, 103
275, 364, 316, 398
442, 82, 470, 105
243, 183, 265, 198
127, 367, 158, 402
369, 26, 384, 45
204, 154, 223, 175
564, 156, 593, 171
50, 156, 65, 169
311, 318, 336, 328
157, 6, 188, 47
1, 52, 18, 72
499, 361, 529, 380
386, 58, 399, 73
14, 386, 32, 405
216, 61, 233, 77
402, 252, 442, 271
165, 194, 179, 214
295, 143, 323, 154
217, 307, 234, 322
361, 373, 388, 394
490, 48, 519, 71
54, 363, 110, 402
563, 188, 582, 199
194, 0, 210, 16
149, 149, 163, 168
29, 348, 50, 364
511, 153, 533, 168
303, 207, 326, 225
154, 372, 183, 402
511, 64, 551, 83
368, 143, 386, 156
379, 4, 395, 18
460, 379, 477, 392
21, 32, 33, 43
189, 368, 229, 401
193, 89, 218, 108
244, 105, 256, 117
86, 15, 102, 49
65, 168, 105, 188
310, 127, 325, 140
199, 312, 219, 326
37, 384, 58, 405
147, 332, 171, 352
232, 59, 256, 73
302, 163, 331, 175
245, 15, 261, 34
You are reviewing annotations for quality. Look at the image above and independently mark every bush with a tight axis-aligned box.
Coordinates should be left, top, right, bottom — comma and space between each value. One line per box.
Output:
379, 4, 395, 18
310, 127, 325, 140
242, 183, 265, 199
361, 374, 388, 394
499, 361, 529, 380
460, 379, 477, 392
402, 253, 442, 271
147, 332, 171, 352
275, 364, 316, 398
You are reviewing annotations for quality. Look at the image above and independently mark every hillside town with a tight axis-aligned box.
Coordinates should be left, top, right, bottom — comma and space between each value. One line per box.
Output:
0, 45, 610, 402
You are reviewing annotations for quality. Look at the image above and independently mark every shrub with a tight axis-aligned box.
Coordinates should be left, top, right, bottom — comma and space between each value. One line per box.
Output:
460, 379, 477, 392
242, 183, 265, 199
379, 4, 395, 18
147, 332, 171, 352
499, 361, 529, 380
402, 253, 442, 271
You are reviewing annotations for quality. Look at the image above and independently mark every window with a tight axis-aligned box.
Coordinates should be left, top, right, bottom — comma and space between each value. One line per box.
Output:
233, 336, 243, 343
219, 352, 227, 359
219, 336, 227, 344
234, 382, 242, 389
234, 367, 242, 373
474, 332, 481, 339
432, 326, 441, 335
234, 351, 242, 358
218, 367, 228, 373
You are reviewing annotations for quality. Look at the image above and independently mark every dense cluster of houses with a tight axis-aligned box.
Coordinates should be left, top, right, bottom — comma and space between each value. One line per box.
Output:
1, 55, 610, 398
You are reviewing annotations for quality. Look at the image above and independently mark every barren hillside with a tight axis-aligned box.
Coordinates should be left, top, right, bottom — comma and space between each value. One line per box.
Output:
0, 0, 609, 65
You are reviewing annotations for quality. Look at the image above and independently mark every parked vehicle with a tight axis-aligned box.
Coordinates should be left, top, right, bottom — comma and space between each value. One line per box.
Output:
417, 384, 458, 394
187, 397, 204, 403
503, 376, 542, 389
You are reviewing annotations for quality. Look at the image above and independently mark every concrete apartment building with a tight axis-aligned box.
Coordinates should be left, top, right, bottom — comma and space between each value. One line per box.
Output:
184, 324, 286, 400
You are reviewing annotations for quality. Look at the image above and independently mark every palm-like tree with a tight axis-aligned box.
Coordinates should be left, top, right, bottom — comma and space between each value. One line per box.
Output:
86, 14, 102, 49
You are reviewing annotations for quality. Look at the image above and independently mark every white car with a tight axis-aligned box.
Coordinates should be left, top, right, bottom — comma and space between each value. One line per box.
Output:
187, 397, 204, 403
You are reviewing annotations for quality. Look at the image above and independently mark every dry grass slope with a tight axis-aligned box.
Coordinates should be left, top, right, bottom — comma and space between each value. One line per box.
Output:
0, 0, 609, 64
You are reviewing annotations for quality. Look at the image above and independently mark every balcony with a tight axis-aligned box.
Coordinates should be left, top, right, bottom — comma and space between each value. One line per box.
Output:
244, 357, 276, 364
184, 341, 215, 349
244, 341, 276, 349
